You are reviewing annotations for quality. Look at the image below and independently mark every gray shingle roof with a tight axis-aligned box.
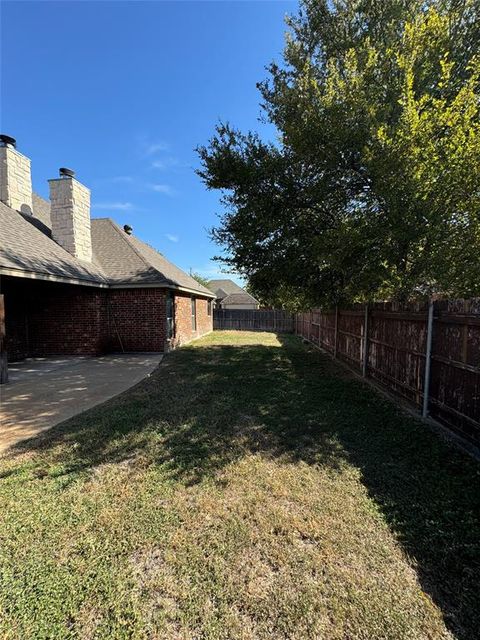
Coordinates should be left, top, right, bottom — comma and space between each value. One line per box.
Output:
32, 193, 53, 232
221, 292, 259, 306
0, 194, 215, 296
207, 279, 245, 298
207, 279, 258, 304
91, 219, 214, 296
0, 201, 107, 285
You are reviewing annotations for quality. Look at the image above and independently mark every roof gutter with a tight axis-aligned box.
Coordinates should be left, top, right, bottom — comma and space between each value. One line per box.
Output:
108, 282, 216, 298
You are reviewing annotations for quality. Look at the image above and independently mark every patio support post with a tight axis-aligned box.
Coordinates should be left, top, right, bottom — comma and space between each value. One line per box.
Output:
422, 299, 434, 418
362, 303, 369, 377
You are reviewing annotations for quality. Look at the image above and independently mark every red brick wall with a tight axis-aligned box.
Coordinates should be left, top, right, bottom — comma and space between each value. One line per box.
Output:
107, 288, 167, 352
173, 292, 213, 346
2, 276, 211, 360
2, 277, 108, 360
3, 281, 29, 361
29, 287, 108, 357
108, 289, 212, 351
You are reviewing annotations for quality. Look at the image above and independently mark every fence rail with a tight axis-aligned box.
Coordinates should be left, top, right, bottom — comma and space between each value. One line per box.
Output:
296, 300, 480, 446
214, 309, 294, 333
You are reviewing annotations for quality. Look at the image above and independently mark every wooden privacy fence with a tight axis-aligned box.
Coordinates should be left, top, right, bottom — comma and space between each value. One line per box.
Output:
214, 309, 294, 333
296, 300, 480, 446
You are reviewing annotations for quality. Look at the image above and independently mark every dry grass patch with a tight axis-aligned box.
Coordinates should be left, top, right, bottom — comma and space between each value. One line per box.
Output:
136, 456, 450, 639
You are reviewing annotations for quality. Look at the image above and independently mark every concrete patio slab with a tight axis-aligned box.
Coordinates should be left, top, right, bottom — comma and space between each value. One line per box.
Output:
0, 353, 163, 453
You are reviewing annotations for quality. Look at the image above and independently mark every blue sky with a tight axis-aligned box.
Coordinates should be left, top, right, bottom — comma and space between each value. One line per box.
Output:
1, 0, 296, 284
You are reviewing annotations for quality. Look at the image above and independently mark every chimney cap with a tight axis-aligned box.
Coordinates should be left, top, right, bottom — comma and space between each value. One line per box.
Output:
123, 224, 133, 235
0, 134, 17, 148
59, 167, 75, 178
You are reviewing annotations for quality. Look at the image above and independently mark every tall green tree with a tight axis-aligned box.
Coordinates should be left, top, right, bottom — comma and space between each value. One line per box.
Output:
190, 271, 211, 289
197, 0, 480, 308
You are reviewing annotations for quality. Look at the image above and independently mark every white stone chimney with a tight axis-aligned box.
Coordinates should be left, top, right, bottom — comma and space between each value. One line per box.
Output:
49, 168, 92, 262
0, 134, 33, 214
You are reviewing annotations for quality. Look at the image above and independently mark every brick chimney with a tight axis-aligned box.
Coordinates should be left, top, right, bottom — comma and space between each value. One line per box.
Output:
49, 168, 92, 262
0, 134, 33, 214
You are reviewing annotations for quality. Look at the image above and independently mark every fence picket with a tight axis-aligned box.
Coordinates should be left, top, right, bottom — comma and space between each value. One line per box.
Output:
295, 301, 480, 445
213, 309, 294, 333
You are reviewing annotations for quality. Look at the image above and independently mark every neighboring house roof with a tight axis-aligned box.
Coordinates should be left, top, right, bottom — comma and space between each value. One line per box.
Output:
0, 194, 214, 296
0, 201, 107, 286
207, 279, 245, 297
220, 292, 259, 306
207, 279, 258, 305
215, 288, 229, 300
207, 279, 252, 301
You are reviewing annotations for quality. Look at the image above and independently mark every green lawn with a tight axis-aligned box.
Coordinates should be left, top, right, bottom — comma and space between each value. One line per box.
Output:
1, 331, 479, 639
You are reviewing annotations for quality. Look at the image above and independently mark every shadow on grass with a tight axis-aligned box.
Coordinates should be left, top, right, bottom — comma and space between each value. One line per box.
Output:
5, 333, 480, 639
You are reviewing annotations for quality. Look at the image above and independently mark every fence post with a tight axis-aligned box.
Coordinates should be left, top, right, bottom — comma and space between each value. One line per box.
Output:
362, 303, 369, 377
334, 305, 339, 358
422, 299, 434, 418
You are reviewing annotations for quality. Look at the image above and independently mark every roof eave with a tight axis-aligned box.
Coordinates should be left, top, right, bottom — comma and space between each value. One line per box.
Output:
1, 267, 216, 297
0, 267, 109, 288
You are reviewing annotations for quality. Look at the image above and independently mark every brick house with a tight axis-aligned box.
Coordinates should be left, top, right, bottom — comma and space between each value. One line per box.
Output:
0, 135, 215, 374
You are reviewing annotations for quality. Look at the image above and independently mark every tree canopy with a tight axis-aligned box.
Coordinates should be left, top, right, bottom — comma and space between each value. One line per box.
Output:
190, 271, 211, 289
197, 0, 480, 308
